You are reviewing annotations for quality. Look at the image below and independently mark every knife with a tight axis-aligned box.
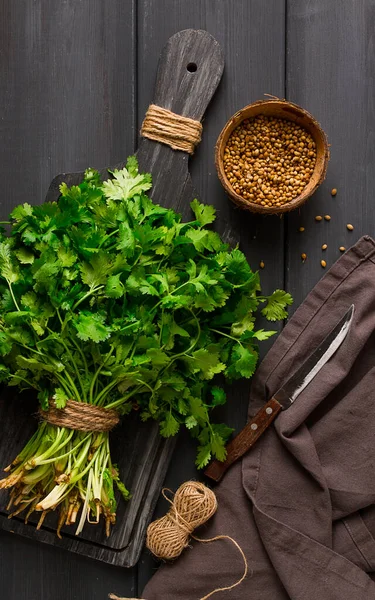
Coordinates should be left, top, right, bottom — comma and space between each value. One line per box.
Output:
204, 304, 354, 482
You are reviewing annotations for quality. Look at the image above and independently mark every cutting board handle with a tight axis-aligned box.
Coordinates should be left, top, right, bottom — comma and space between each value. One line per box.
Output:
151, 29, 224, 121
136, 29, 224, 213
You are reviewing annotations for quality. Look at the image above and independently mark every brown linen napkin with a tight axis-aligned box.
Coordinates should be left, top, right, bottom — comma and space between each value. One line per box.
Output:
143, 236, 375, 599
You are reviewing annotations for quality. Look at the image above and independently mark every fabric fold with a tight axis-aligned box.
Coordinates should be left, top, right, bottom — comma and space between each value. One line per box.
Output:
143, 236, 375, 599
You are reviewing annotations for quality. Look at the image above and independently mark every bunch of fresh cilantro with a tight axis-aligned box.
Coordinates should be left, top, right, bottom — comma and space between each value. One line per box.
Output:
0, 157, 292, 536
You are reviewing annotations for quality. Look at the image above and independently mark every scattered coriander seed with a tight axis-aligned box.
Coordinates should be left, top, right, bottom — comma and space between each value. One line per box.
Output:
301, 253, 307, 262
259, 261, 265, 269
339, 246, 346, 252
331, 188, 337, 196
322, 244, 327, 250
315, 215, 323, 221
321, 260, 327, 268
347, 224, 354, 231
324, 215, 331, 221
223, 114, 317, 208
299, 226, 305, 232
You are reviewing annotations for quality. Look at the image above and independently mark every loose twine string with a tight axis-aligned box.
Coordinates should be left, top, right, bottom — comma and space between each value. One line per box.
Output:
110, 481, 249, 600
141, 104, 203, 154
39, 399, 119, 432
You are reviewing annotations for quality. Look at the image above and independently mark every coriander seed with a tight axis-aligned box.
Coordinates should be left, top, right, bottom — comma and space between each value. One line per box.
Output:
339, 246, 345, 252
347, 224, 354, 231
301, 253, 307, 262
322, 244, 327, 250
331, 188, 337, 196
315, 215, 323, 222
223, 114, 317, 208
321, 260, 327, 268
324, 215, 331, 221
299, 226, 305, 232
259, 261, 265, 269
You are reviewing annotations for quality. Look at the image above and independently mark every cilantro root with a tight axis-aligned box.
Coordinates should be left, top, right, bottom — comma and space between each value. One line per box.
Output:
1, 424, 127, 537
0, 157, 292, 535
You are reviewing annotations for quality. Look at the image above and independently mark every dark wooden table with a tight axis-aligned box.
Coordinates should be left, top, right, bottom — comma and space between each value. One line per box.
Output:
1, 1, 374, 598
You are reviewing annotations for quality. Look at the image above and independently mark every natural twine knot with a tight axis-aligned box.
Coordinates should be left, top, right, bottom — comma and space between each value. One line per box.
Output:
39, 399, 119, 432
146, 481, 217, 560
141, 104, 203, 154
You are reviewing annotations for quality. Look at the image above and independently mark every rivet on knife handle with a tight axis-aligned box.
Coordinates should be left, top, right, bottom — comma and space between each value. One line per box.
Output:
204, 398, 282, 482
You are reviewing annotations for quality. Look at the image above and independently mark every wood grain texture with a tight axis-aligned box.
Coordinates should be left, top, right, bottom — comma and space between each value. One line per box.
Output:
0, 528, 136, 600
0, 27, 223, 569
136, 0, 286, 592
0, 0, 138, 596
285, 0, 375, 309
3, 1, 371, 598
137, 29, 225, 218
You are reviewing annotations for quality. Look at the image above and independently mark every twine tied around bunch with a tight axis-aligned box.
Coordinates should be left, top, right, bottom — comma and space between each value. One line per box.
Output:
39, 399, 119, 432
141, 104, 203, 154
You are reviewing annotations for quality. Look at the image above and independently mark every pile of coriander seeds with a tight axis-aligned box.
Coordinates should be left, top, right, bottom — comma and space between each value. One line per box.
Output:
223, 115, 317, 209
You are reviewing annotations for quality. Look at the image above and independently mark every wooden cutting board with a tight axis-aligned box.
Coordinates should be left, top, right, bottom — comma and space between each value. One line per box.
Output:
0, 29, 224, 568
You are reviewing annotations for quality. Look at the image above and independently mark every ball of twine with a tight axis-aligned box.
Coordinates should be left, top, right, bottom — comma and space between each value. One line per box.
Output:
110, 481, 249, 600
146, 481, 218, 560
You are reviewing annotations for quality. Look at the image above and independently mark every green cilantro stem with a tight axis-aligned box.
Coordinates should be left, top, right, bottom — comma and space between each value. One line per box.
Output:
71, 286, 104, 312
209, 328, 243, 346
8, 283, 20, 311
56, 336, 87, 402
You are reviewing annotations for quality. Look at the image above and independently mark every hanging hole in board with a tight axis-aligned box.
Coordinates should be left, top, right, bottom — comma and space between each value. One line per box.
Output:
187, 62, 197, 72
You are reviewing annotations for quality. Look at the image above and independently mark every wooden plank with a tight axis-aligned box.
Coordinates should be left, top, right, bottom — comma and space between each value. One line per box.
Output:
136, 0, 286, 592
0, 27, 224, 570
286, 0, 375, 309
0, 0, 137, 596
0, 529, 137, 600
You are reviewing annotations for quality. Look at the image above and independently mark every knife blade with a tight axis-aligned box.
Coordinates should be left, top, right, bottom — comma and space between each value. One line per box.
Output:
204, 304, 354, 482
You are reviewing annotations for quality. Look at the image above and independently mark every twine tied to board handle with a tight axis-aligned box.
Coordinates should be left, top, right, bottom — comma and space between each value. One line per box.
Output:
141, 104, 203, 154
109, 481, 249, 600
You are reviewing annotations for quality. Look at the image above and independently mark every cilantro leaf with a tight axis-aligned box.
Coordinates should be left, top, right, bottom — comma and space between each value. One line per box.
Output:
261, 290, 293, 321
195, 444, 212, 469
105, 274, 124, 299
185, 415, 198, 429
188, 348, 226, 380
0, 242, 19, 284
53, 387, 69, 409
102, 161, 152, 202
190, 199, 216, 226
185, 229, 222, 252
15, 247, 34, 265
211, 386, 226, 406
252, 329, 277, 341
160, 412, 180, 437
210, 432, 227, 462
10, 203, 33, 222
74, 312, 112, 343
80, 252, 112, 289
228, 345, 258, 379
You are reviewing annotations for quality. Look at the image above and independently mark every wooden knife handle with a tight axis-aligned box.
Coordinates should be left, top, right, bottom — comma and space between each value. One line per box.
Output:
204, 397, 282, 482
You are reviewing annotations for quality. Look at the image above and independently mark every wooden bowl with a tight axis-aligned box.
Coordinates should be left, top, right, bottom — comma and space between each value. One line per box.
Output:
215, 99, 329, 214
